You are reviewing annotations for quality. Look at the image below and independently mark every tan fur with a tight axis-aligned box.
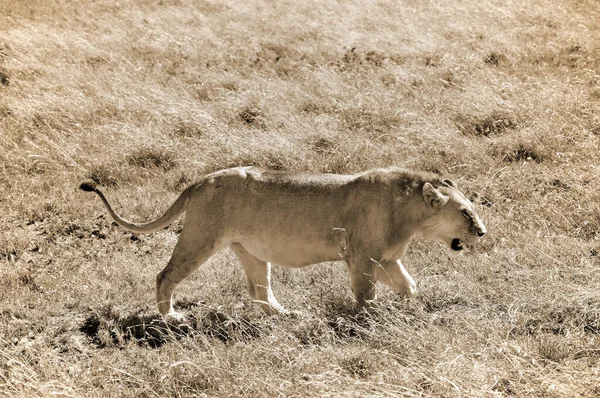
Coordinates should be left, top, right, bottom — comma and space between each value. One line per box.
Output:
80, 166, 486, 320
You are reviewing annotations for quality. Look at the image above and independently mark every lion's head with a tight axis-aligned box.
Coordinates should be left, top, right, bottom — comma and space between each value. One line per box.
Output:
421, 180, 486, 255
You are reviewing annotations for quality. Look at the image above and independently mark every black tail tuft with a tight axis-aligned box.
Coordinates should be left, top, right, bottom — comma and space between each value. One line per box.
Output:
79, 180, 98, 192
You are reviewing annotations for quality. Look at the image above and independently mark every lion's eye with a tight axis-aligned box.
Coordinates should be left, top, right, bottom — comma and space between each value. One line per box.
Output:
461, 210, 470, 219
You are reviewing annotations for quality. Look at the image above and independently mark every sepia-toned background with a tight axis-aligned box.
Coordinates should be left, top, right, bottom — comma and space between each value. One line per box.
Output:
1, 0, 599, 396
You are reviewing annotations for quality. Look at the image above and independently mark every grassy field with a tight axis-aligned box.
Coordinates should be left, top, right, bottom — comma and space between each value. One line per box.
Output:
1, 0, 600, 396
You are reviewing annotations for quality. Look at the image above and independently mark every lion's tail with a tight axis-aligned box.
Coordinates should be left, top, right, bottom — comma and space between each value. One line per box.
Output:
79, 180, 190, 234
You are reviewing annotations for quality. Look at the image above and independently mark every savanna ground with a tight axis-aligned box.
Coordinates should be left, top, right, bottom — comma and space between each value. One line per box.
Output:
1, 0, 599, 396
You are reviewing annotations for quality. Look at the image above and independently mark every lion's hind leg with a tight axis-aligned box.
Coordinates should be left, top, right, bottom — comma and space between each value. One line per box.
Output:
230, 242, 287, 315
156, 232, 225, 322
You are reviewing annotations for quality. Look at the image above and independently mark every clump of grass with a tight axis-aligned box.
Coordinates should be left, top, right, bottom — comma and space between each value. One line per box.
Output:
364, 50, 388, 67
0, 69, 9, 86
489, 131, 551, 163
17, 270, 43, 293
0, 104, 12, 117
492, 378, 517, 395
484, 52, 500, 66
508, 292, 600, 337
326, 311, 374, 341
484, 51, 509, 66
340, 354, 375, 379
31, 112, 77, 133
238, 106, 265, 128
0, 246, 18, 262
496, 142, 546, 163
171, 120, 204, 138
411, 149, 461, 175
288, 316, 330, 346
200, 309, 266, 344
172, 172, 193, 191
337, 47, 361, 70
537, 334, 572, 363
253, 43, 300, 77
126, 147, 177, 171
340, 107, 403, 135
335, 47, 398, 71
589, 119, 600, 136
298, 99, 334, 115
0, 42, 9, 59
220, 151, 290, 171
309, 136, 337, 155
455, 110, 520, 137
424, 55, 440, 67
420, 288, 470, 314
532, 43, 592, 70
193, 85, 214, 101
440, 69, 460, 88
86, 164, 121, 187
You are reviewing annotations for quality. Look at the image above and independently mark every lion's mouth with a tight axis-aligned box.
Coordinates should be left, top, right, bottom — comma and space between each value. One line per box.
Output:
451, 238, 464, 251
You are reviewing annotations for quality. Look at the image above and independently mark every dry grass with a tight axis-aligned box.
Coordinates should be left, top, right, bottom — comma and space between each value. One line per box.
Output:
1, 0, 600, 396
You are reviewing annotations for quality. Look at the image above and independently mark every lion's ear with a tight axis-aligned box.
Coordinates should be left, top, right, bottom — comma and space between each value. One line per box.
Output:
423, 182, 449, 209
443, 179, 457, 189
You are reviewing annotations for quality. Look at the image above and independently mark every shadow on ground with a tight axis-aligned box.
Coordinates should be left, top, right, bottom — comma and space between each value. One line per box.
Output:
79, 302, 270, 349
80, 311, 193, 349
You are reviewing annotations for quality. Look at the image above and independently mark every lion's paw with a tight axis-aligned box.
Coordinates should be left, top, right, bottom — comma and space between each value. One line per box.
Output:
164, 311, 186, 323
284, 309, 303, 319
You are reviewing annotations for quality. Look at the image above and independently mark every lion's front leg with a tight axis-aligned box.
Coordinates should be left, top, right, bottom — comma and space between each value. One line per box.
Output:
346, 260, 378, 306
375, 259, 416, 297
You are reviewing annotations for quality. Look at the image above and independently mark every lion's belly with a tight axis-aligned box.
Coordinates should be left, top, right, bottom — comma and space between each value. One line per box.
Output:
235, 232, 342, 268
224, 191, 349, 267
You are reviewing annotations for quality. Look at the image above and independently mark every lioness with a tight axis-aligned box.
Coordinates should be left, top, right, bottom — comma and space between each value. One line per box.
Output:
80, 166, 486, 320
